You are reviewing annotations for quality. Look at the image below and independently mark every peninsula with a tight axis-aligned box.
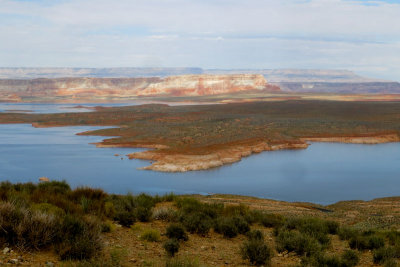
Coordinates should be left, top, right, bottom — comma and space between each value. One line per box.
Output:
1, 100, 399, 172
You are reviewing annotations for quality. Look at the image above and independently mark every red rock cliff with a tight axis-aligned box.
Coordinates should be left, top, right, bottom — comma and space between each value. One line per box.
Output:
0, 74, 279, 101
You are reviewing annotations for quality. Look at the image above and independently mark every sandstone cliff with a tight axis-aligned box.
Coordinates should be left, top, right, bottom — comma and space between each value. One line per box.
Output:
0, 74, 279, 101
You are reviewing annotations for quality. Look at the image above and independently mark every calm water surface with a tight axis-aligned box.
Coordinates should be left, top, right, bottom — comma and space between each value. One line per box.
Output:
0, 104, 399, 205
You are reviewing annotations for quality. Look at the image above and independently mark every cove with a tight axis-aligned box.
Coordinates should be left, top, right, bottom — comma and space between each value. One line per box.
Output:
0, 122, 399, 205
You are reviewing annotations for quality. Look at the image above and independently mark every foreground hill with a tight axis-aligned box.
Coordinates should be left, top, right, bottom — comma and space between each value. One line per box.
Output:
0, 180, 399, 266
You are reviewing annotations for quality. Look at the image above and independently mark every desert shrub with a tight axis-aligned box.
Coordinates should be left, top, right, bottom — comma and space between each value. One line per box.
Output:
373, 246, 400, 264
349, 234, 385, 250
37, 180, 71, 195
160, 192, 177, 202
338, 227, 360, 240
0, 202, 59, 249
348, 235, 368, 250
164, 239, 180, 257
223, 204, 250, 217
215, 216, 250, 238
300, 253, 342, 267
134, 193, 155, 222
182, 212, 213, 235
165, 257, 199, 267
152, 207, 177, 222
61, 248, 127, 267
275, 230, 322, 256
114, 210, 136, 227
325, 220, 340, 235
387, 231, 400, 246
341, 250, 359, 267
368, 235, 386, 249
135, 206, 153, 222
247, 230, 264, 241
108, 194, 135, 223
176, 198, 222, 219
282, 217, 331, 246
55, 215, 102, 260
166, 224, 188, 241
104, 201, 115, 218
101, 221, 113, 233
215, 217, 239, 238
31, 202, 65, 217
245, 209, 264, 224
16, 210, 60, 249
385, 259, 399, 267
241, 236, 272, 266
69, 187, 107, 216
300, 250, 358, 267
260, 213, 285, 228
140, 229, 161, 242
175, 198, 202, 213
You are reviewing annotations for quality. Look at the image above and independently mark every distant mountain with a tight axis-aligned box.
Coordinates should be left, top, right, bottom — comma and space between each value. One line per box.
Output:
205, 69, 387, 83
1, 67, 399, 94
0, 67, 203, 79
0, 74, 279, 102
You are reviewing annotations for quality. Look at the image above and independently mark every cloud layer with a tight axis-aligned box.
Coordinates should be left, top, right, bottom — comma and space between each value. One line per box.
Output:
1, 0, 399, 80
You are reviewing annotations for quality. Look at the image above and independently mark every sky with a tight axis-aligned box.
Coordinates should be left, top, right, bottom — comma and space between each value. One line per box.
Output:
0, 0, 400, 81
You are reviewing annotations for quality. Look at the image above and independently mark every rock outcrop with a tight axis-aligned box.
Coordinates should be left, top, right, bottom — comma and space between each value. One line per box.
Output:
127, 141, 308, 172
0, 74, 279, 101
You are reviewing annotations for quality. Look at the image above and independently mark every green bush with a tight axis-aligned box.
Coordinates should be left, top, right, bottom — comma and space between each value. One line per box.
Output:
182, 212, 213, 235
140, 229, 161, 242
275, 230, 322, 256
134, 193, 155, 222
325, 220, 340, 235
282, 217, 331, 246
55, 215, 102, 260
114, 210, 136, 227
260, 213, 285, 228
31, 202, 65, 217
223, 204, 250, 217
301, 250, 358, 267
341, 250, 359, 267
384, 259, 398, 267
241, 237, 272, 266
338, 227, 359, 241
166, 224, 188, 241
349, 234, 385, 251
165, 257, 199, 267
247, 230, 264, 241
152, 207, 177, 222
373, 246, 400, 264
135, 206, 153, 222
37, 180, 71, 195
0, 202, 59, 249
215, 217, 239, 238
387, 231, 400, 246
214, 216, 250, 238
164, 239, 180, 257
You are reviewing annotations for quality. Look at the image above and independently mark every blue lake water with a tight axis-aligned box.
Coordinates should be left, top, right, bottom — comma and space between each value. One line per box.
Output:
0, 104, 399, 205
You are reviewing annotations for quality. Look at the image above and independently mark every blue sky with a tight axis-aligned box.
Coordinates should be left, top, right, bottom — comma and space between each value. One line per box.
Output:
0, 0, 400, 81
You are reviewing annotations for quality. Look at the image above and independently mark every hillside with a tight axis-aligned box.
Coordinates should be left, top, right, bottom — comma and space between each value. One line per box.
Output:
1, 180, 400, 266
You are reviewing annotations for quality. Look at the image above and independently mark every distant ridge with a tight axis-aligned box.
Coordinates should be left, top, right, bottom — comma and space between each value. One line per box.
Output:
0, 67, 386, 82
0, 67, 203, 79
0, 67, 399, 94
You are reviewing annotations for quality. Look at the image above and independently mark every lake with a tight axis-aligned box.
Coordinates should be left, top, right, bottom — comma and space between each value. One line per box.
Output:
0, 104, 399, 205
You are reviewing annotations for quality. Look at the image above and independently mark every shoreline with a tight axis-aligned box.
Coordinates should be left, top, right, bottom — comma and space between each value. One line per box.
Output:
91, 133, 399, 172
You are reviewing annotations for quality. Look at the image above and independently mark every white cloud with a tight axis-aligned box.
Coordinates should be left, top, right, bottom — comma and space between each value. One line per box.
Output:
0, 0, 399, 80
